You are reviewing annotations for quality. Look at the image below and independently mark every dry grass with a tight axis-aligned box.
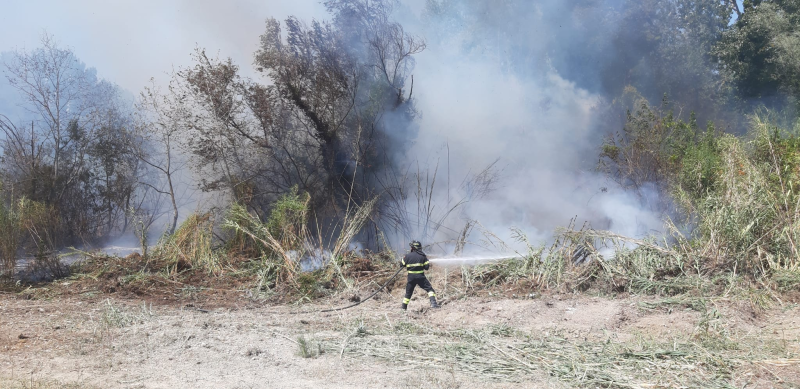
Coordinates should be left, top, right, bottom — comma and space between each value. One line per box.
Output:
3, 279, 798, 389
100, 299, 155, 328
0, 378, 96, 389
296, 335, 325, 358
342, 316, 797, 388
453, 213, 800, 309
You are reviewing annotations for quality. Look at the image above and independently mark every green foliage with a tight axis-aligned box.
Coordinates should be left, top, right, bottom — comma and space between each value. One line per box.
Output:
265, 186, 310, 250
715, 0, 800, 100
669, 115, 800, 275
674, 122, 722, 200
154, 213, 222, 276
603, 99, 800, 276
0, 197, 22, 276
0, 195, 61, 277
599, 95, 722, 212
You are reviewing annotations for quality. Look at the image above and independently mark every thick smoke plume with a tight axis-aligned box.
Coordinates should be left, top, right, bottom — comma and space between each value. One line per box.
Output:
384, 1, 670, 253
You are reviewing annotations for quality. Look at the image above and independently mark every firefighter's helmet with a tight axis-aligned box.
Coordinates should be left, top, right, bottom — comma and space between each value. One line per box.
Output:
409, 240, 422, 250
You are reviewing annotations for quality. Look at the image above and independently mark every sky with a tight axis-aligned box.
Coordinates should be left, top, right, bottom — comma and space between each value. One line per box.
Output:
0, 0, 331, 93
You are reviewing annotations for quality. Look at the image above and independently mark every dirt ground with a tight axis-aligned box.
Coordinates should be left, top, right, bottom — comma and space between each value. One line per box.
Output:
2, 283, 800, 388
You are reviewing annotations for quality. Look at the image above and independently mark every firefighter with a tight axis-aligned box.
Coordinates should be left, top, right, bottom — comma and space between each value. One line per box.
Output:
401, 240, 440, 310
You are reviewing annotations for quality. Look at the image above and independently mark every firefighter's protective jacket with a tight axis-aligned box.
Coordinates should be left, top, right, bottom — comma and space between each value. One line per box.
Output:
401, 250, 429, 274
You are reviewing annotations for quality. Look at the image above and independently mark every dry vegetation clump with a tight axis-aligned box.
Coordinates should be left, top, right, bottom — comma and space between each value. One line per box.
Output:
27, 190, 394, 306
152, 212, 222, 276
456, 213, 799, 306
296, 334, 325, 358
457, 220, 798, 305
453, 222, 650, 296
100, 298, 155, 328
224, 198, 308, 291
224, 191, 383, 299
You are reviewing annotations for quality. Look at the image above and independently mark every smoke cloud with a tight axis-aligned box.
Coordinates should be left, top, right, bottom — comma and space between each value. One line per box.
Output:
385, 1, 666, 252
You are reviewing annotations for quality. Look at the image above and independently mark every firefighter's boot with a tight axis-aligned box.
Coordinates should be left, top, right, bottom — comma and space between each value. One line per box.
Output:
401, 303, 408, 310
430, 296, 440, 308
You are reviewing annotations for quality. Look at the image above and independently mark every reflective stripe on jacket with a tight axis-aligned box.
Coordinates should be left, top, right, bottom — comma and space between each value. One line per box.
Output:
402, 250, 429, 274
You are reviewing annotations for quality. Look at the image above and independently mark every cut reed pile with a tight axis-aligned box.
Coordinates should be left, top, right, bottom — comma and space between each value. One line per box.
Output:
223, 192, 382, 298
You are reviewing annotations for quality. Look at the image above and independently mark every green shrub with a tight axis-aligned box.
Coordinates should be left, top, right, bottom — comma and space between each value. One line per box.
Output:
0, 198, 21, 276
599, 96, 718, 214
601, 98, 800, 279
266, 186, 310, 250
672, 116, 800, 275
674, 123, 722, 200
154, 213, 221, 275
0, 196, 61, 278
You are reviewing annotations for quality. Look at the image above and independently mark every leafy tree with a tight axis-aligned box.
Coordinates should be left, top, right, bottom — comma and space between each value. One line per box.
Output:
715, 0, 800, 102
150, 0, 423, 238
254, 0, 424, 209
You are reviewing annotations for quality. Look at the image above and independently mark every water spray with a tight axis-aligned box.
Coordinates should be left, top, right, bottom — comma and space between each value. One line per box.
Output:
428, 254, 523, 267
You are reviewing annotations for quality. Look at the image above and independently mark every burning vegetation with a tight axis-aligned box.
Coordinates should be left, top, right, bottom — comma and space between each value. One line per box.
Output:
0, 0, 799, 317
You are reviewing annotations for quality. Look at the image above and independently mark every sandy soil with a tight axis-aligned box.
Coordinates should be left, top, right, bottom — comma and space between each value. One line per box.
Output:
2, 287, 799, 388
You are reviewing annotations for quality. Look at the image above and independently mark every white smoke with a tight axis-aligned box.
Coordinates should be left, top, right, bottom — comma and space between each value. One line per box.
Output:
388, 1, 664, 253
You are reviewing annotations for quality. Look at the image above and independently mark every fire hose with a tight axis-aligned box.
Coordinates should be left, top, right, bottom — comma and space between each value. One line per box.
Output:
182, 266, 405, 315
319, 266, 404, 312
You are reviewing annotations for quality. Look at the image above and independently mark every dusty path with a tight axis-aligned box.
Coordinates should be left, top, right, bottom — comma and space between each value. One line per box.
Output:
2, 290, 799, 388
